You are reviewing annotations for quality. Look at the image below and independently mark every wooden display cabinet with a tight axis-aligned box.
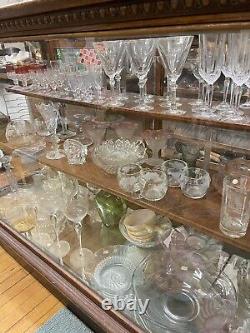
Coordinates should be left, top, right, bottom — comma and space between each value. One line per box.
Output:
0, 1, 249, 333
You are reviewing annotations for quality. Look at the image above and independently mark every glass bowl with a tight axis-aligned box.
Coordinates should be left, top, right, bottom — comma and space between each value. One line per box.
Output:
180, 167, 211, 199
92, 139, 146, 174
161, 159, 188, 187
133, 250, 237, 333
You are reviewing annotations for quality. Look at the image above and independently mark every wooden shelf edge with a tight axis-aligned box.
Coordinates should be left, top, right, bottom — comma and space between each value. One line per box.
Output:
6, 86, 250, 132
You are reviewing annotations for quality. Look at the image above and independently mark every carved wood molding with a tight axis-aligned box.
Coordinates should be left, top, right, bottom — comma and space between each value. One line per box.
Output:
0, 0, 249, 38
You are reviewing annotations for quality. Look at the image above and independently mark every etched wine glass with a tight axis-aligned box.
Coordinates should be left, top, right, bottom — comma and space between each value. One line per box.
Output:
126, 38, 156, 111
157, 36, 193, 114
240, 78, 250, 109
143, 129, 168, 166
93, 40, 126, 106
65, 189, 89, 268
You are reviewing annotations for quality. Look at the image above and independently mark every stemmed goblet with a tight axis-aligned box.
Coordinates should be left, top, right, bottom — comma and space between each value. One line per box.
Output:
64, 189, 89, 269
197, 33, 225, 118
240, 79, 250, 109
126, 38, 156, 111
157, 36, 193, 114
226, 31, 250, 121
93, 40, 126, 107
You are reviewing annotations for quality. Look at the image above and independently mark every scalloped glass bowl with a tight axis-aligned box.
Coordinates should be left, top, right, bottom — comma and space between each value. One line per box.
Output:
92, 139, 146, 174
133, 250, 237, 333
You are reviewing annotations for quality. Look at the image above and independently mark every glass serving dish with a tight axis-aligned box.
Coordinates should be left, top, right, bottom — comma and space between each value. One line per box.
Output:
90, 245, 146, 298
133, 250, 237, 333
119, 210, 172, 248
92, 139, 146, 174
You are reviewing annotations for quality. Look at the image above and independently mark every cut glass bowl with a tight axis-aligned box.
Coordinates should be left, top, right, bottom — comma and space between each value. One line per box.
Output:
92, 139, 146, 174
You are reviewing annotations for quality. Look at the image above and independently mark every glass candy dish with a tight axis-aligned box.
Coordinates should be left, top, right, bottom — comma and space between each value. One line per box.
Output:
92, 139, 146, 174
119, 210, 172, 248
133, 250, 237, 333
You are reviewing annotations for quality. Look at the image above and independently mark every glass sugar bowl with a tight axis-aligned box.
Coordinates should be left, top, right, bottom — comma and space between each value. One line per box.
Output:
140, 168, 168, 201
180, 167, 211, 199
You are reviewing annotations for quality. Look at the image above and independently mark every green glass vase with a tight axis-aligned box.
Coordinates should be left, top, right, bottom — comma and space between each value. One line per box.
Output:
95, 191, 127, 228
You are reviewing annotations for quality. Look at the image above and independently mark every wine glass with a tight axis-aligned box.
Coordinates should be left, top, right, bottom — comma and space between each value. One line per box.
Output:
89, 64, 106, 104
198, 33, 225, 118
49, 210, 70, 264
126, 38, 156, 111
93, 40, 126, 106
226, 31, 250, 121
143, 129, 169, 166
157, 36, 193, 114
64, 189, 89, 268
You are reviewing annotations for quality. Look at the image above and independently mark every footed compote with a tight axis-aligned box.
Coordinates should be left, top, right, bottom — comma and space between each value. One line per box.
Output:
93, 40, 126, 107
126, 38, 156, 111
143, 129, 169, 166
157, 36, 193, 115
36, 103, 64, 160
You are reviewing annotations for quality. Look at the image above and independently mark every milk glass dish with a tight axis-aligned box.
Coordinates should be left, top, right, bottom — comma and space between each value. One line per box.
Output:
180, 167, 211, 199
63, 139, 88, 165
220, 174, 250, 238
140, 169, 168, 201
117, 163, 142, 198
161, 159, 188, 187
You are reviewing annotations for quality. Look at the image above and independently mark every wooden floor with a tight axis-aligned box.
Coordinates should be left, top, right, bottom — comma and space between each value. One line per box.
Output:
0, 246, 63, 333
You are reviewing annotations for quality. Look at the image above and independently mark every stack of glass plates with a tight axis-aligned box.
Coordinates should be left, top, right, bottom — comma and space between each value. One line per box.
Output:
133, 250, 237, 333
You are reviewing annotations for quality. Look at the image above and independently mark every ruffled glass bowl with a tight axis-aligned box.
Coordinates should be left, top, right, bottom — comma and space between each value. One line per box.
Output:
92, 139, 146, 174
133, 250, 237, 333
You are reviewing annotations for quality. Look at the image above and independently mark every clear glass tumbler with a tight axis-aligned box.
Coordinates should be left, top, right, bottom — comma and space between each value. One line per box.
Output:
220, 174, 250, 238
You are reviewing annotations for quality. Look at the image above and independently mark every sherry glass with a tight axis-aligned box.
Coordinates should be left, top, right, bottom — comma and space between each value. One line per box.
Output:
65, 190, 89, 268
93, 40, 126, 106
126, 38, 156, 111
143, 129, 168, 166
89, 65, 106, 104
157, 36, 193, 114
198, 33, 225, 118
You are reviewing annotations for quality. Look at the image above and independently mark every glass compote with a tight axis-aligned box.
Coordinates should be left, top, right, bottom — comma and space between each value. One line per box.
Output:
64, 189, 89, 269
36, 103, 64, 160
93, 40, 126, 106
157, 36, 193, 114
143, 129, 168, 166
197, 33, 225, 119
126, 38, 156, 111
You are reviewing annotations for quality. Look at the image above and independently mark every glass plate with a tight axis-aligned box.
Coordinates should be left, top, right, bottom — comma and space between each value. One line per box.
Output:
119, 215, 172, 248
133, 250, 237, 333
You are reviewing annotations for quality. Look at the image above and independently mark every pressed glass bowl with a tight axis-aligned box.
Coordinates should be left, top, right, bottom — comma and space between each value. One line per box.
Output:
92, 139, 146, 174
133, 250, 237, 333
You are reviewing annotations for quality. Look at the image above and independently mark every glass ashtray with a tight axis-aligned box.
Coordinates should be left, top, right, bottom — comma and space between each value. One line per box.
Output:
133, 250, 237, 333
119, 214, 172, 248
